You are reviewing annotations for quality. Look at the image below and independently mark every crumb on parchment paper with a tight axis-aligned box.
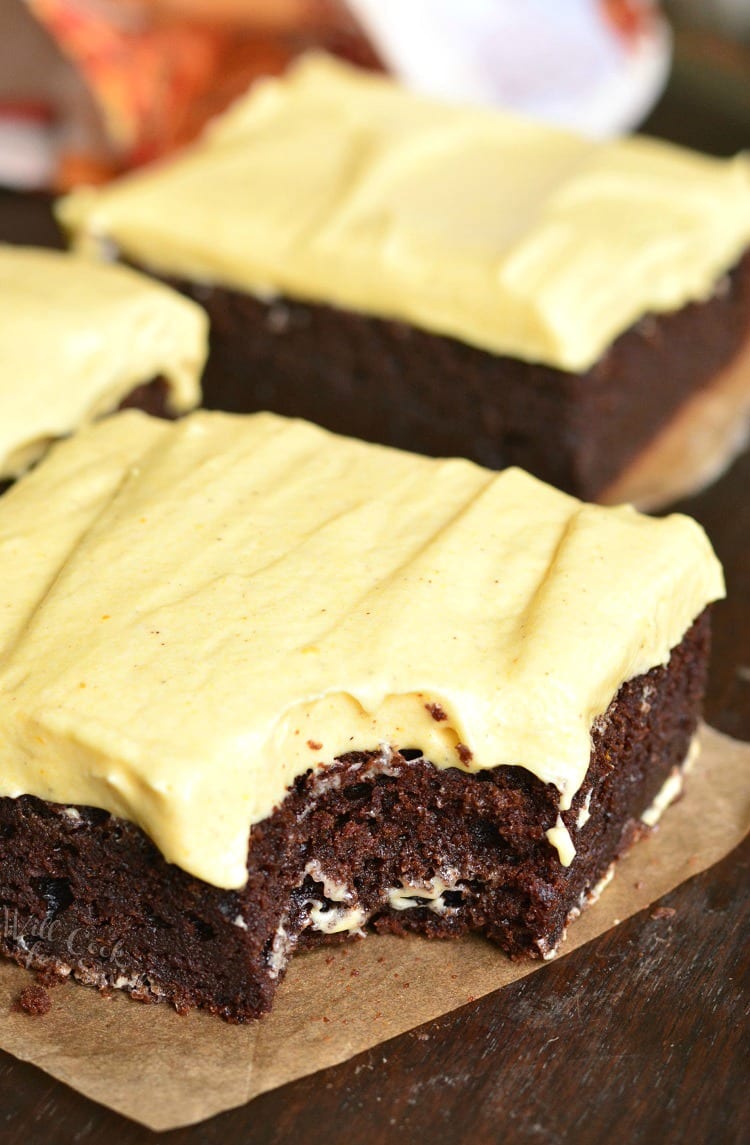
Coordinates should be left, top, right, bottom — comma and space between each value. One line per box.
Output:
14, 984, 52, 1017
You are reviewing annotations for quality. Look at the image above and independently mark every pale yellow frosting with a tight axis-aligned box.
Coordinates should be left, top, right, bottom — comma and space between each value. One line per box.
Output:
0, 411, 724, 888
58, 55, 750, 372
0, 245, 207, 480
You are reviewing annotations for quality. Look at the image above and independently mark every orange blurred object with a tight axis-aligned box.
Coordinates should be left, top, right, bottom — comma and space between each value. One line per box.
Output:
138, 1, 343, 29
20, 0, 380, 186
600, 0, 657, 41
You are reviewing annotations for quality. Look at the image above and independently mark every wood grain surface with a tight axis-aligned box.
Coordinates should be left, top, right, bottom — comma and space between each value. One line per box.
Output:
0, 54, 748, 1145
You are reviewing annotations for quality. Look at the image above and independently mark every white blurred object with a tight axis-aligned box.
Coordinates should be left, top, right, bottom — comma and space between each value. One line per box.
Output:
348, 0, 672, 137
0, 116, 57, 190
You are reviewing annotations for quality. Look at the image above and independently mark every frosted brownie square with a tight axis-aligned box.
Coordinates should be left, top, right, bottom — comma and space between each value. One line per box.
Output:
0, 244, 207, 484
0, 411, 724, 1019
58, 56, 750, 499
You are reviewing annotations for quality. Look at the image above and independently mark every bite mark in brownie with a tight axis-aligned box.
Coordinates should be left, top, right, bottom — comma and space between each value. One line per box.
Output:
0, 613, 710, 1023
176, 252, 750, 501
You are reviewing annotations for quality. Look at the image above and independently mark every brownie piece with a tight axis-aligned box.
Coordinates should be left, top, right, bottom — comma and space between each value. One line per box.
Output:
0, 410, 724, 1021
0, 377, 174, 498
182, 251, 750, 500
0, 244, 206, 484
0, 614, 710, 1022
57, 56, 750, 501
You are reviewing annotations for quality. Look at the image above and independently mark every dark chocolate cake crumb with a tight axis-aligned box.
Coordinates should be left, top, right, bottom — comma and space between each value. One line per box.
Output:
14, 985, 52, 1017
650, 906, 677, 920
455, 744, 474, 764
425, 702, 448, 722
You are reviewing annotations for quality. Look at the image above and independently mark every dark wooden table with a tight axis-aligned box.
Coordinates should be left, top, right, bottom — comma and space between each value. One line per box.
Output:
1, 46, 749, 1145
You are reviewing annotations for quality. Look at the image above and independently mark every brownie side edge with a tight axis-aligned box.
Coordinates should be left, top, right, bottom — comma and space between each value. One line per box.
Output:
169, 252, 750, 500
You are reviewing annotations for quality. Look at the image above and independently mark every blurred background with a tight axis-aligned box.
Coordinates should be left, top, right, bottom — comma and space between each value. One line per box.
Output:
0, 0, 747, 192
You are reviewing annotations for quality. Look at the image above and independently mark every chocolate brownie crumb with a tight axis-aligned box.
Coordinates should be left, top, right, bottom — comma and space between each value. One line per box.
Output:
14, 985, 51, 1017
650, 906, 677, 920
425, 703, 448, 722
455, 744, 474, 764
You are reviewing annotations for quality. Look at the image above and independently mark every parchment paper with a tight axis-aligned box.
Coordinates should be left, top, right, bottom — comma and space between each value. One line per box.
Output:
0, 723, 748, 1131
